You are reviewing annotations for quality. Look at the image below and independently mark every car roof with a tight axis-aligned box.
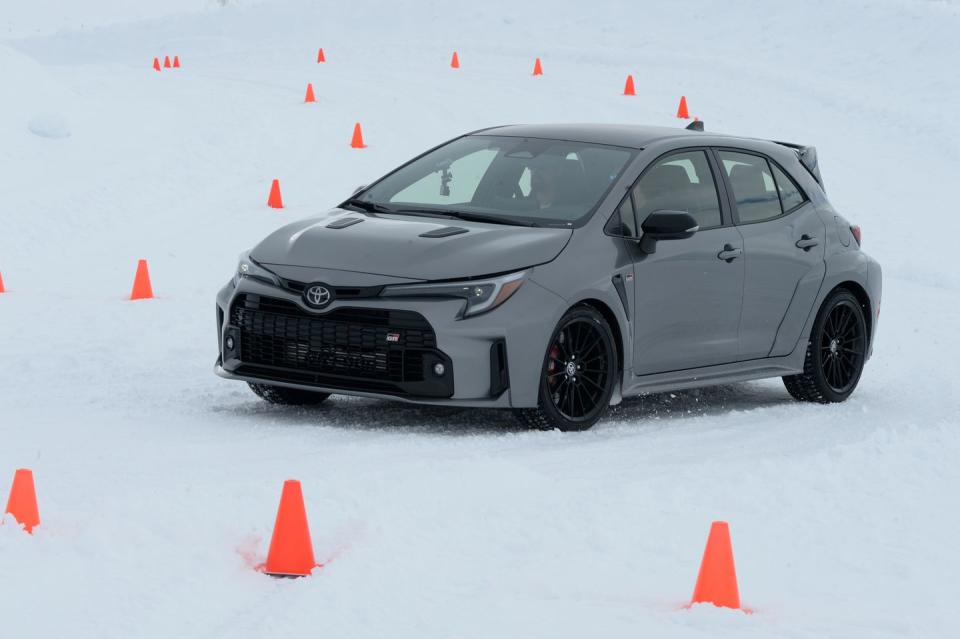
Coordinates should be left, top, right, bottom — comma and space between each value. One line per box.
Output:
471, 123, 720, 149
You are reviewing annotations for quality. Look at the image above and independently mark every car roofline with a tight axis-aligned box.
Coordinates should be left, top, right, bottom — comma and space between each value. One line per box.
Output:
468, 129, 644, 151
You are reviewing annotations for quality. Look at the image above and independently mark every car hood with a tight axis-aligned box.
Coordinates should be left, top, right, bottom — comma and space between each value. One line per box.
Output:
251, 209, 572, 281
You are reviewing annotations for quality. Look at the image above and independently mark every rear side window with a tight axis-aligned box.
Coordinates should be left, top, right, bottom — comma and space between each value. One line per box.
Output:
633, 150, 722, 229
718, 151, 782, 223
771, 163, 806, 212
719, 150, 809, 222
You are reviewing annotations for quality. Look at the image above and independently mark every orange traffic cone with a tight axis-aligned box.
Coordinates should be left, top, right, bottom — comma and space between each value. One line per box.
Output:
152, 57, 161, 72
451, 51, 460, 68
532, 57, 543, 76
691, 521, 741, 609
0, 271, 5, 293
317, 47, 326, 63
304, 83, 316, 103
677, 95, 690, 119
261, 480, 318, 577
267, 179, 284, 209
5, 469, 40, 534
163, 55, 172, 69
623, 74, 636, 96
173, 55, 181, 68
350, 122, 366, 148
130, 259, 154, 300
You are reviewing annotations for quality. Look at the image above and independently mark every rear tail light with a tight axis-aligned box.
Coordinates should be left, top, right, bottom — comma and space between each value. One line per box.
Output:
850, 225, 862, 246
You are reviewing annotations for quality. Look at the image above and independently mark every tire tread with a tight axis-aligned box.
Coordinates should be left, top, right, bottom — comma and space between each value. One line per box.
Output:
782, 288, 865, 404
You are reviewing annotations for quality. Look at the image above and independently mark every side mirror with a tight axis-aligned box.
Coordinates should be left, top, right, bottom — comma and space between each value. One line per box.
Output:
638, 210, 699, 254
351, 184, 367, 196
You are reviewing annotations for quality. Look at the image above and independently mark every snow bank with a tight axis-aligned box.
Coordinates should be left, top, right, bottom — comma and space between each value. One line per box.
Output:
0, 0, 256, 39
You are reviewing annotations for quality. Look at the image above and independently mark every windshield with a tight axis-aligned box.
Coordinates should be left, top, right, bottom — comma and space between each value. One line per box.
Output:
354, 135, 636, 226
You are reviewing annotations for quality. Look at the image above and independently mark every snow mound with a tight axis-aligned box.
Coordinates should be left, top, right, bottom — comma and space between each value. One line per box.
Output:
27, 112, 70, 138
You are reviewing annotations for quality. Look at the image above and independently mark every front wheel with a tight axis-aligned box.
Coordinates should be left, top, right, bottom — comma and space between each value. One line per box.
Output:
248, 383, 331, 406
783, 289, 867, 403
514, 306, 618, 431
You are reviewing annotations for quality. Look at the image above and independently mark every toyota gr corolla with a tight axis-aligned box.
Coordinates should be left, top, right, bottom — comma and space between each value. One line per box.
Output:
215, 123, 881, 430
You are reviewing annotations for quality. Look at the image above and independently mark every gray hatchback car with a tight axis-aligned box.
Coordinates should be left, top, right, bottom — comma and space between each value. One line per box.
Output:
215, 123, 882, 430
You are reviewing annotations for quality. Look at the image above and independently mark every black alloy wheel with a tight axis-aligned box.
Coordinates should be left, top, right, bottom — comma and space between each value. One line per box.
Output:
783, 289, 868, 403
515, 306, 617, 431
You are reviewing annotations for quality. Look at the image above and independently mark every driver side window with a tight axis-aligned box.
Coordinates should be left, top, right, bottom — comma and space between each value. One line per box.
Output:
633, 150, 722, 230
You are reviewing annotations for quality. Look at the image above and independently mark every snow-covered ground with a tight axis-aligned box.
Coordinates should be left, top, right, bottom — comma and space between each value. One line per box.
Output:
1, 0, 958, 636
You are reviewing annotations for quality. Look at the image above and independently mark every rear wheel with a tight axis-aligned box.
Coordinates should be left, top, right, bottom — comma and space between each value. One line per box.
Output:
515, 307, 617, 431
248, 383, 331, 406
783, 289, 867, 403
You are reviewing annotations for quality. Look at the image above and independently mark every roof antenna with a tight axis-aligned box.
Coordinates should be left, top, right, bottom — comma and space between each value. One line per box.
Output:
685, 120, 704, 132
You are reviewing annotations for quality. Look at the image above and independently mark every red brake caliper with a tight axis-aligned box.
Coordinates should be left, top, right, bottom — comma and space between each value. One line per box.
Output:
547, 345, 561, 388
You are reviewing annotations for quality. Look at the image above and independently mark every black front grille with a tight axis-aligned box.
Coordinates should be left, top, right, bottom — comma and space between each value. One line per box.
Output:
228, 294, 452, 397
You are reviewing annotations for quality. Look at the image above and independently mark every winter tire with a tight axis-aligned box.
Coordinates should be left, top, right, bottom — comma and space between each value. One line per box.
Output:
515, 306, 617, 431
783, 288, 867, 403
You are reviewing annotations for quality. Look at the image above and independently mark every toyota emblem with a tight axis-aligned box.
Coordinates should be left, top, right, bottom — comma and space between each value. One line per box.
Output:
303, 283, 333, 309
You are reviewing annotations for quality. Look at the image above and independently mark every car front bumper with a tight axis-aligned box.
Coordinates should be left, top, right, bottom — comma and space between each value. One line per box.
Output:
214, 269, 566, 408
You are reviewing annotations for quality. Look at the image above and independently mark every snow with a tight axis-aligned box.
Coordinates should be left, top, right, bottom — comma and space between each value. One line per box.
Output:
27, 112, 70, 138
1, 0, 959, 637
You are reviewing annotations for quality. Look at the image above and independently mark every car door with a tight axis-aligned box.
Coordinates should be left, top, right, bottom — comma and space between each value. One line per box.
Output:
625, 149, 745, 375
715, 149, 826, 360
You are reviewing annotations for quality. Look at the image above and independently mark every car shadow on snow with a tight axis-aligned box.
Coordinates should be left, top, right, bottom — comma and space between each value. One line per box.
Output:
211, 380, 794, 436
604, 381, 793, 429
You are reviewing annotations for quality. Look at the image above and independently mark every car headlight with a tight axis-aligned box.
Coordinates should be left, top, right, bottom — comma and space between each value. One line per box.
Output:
380, 271, 526, 318
233, 252, 279, 287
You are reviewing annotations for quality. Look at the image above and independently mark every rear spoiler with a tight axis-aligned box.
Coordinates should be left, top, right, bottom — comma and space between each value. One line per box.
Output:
774, 140, 823, 189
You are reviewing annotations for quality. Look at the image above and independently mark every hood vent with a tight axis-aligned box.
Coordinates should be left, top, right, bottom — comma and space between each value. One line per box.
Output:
326, 217, 364, 229
419, 226, 468, 238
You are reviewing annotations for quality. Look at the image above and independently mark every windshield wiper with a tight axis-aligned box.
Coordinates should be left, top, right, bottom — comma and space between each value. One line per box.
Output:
394, 207, 538, 227
388, 208, 460, 220
346, 200, 539, 227
343, 201, 454, 220
342, 198, 396, 214
441, 211, 539, 227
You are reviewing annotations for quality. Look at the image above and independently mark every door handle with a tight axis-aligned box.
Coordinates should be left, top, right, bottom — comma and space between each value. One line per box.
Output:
796, 235, 819, 251
717, 244, 742, 262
